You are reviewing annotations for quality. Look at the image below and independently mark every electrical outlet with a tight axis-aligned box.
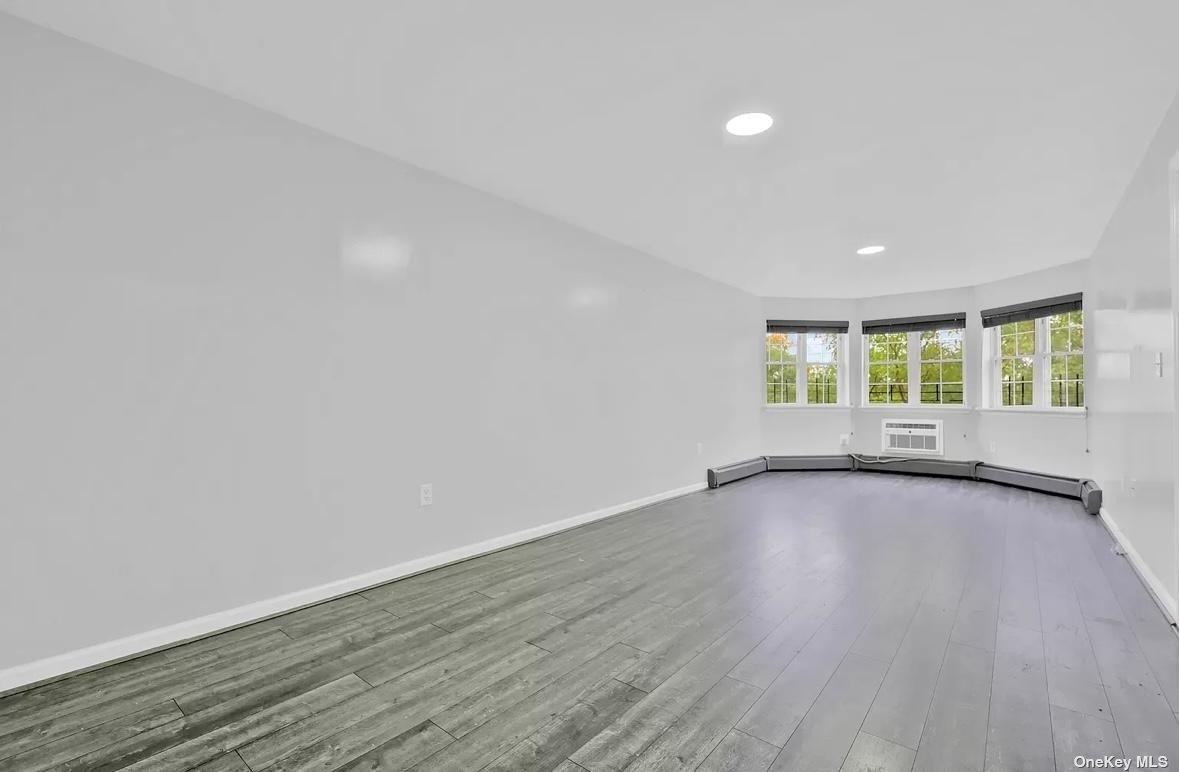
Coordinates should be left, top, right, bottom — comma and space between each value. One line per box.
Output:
419, 483, 433, 507
839, 433, 850, 446
696, 442, 704, 455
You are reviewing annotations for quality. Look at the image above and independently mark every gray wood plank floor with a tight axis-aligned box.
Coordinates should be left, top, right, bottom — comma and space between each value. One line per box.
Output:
3, 471, 1178, 771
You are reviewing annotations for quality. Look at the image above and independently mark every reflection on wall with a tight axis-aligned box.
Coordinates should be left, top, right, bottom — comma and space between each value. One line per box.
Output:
1086, 87, 1179, 611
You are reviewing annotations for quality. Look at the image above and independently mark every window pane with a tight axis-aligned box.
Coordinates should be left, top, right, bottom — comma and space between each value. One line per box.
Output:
808, 363, 837, 404
766, 363, 797, 404
942, 331, 963, 357
920, 331, 940, 359
1050, 325, 1069, 352
807, 333, 837, 363
866, 333, 907, 404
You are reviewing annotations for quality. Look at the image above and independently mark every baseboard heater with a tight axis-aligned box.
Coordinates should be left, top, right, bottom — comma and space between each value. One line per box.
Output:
707, 454, 1102, 515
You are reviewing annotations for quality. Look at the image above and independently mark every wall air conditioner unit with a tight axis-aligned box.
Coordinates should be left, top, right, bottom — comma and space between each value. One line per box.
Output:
881, 419, 943, 456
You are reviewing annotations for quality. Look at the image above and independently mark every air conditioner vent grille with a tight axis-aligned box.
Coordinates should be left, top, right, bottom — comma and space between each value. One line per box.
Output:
881, 419, 943, 456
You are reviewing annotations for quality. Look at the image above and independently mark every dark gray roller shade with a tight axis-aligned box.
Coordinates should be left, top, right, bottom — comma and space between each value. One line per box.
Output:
766, 320, 849, 334
980, 293, 1082, 328
861, 312, 966, 334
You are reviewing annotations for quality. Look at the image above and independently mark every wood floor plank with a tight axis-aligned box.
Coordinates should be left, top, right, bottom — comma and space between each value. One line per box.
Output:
1049, 705, 1122, 772
1045, 663, 1112, 721
984, 623, 1054, 772
0, 700, 183, 772
624, 676, 762, 771
482, 679, 646, 771
334, 721, 455, 772
258, 644, 547, 772
117, 675, 371, 771
570, 613, 781, 770
768, 653, 890, 772
1101, 681, 1179, 760
840, 731, 917, 772
697, 730, 779, 772
175, 619, 446, 714
56, 674, 369, 772
191, 751, 251, 772
728, 580, 850, 689
861, 601, 958, 750
238, 616, 559, 770
912, 641, 992, 772
410, 642, 645, 771
0, 611, 400, 743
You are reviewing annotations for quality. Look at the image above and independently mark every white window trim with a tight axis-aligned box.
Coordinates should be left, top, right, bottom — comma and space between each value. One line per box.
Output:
764, 332, 848, 407
983, 315, 1085, 411
860, 329, 967, 408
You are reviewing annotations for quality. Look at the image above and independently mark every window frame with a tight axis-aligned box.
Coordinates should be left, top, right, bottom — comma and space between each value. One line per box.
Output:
985, 312, 1085, 411
862, 328, 969, 408
764, 331, 847, 407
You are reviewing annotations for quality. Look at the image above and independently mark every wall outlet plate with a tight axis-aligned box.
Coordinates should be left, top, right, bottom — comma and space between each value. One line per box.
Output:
419, 483, 433, 507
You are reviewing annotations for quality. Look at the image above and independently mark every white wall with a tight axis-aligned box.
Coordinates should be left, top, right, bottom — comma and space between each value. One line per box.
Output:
1087, 89, 1179, 612
761, 262, 1091, 477
0, 15, 762, 675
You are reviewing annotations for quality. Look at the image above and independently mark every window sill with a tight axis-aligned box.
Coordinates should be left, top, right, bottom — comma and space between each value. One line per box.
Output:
763, 404, 852, 410
856, 404, 971, 411
976, 407, 1086, 417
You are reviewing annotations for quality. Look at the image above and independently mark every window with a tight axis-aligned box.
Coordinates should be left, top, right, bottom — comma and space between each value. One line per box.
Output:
866, 332, 909, 403
765, 322, 846, 405
862, 313, 966, 406
765, 333, 798, 404
982, 294, 1084, 409
1049, 310, 1084, 407
805, 332, 839, 404
919, 328, 964, 404
997, 319, 1036, 406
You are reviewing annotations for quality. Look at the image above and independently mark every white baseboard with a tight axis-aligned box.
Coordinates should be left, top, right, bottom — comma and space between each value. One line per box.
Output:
0, 481, 708, 696
1099, 506, 1178, 625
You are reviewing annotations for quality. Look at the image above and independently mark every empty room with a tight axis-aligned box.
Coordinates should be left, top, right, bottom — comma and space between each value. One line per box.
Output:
3, 2, 1179, 771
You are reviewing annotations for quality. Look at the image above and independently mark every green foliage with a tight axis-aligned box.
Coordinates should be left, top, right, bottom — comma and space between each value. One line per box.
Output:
807, 363, 837, 403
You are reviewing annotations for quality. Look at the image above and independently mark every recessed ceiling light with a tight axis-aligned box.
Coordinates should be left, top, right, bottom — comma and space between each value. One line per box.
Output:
856, 245, 886, 256
725, 112, 773, 136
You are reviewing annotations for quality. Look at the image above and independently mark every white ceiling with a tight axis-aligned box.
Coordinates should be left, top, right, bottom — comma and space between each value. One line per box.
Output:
4, 1, 1179, 297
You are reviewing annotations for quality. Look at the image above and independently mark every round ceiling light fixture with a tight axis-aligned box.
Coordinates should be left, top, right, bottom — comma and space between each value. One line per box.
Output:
856, 245, 886, 256
725, 112, 774, 136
